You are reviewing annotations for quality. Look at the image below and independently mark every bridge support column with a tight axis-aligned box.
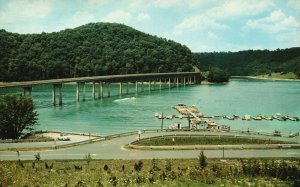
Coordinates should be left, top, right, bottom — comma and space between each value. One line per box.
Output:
176, 77, 179, 88
82, 82, 86, 101
153, 80, 156, 90
52, 83, 62, 106
141, 82, 144, 92
52, 85, 56, 105
184, 77, 186, 87
58, 84, 62, 106
119, 82, 122, 96
126, 82, 129, 94
92, 81, 95, 99
76, 83, 80, 101
107, 83, 110, 97
159, 79, 162, 90
168, 78, 171, 89
21, 86, 32, 96
148, 80, 151, 92
99, 81, 103, 98
135, 81, 138, 93
194, 76, 196, 84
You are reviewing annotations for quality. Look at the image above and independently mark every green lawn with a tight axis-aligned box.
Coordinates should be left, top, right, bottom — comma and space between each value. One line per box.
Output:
134, 136, 295, 146
257, 72, 298, 79
0, 158, 299, 186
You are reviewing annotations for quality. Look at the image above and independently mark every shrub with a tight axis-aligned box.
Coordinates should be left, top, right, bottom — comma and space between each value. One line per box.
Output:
199, 151, 207, 169
134, 160, 143, 171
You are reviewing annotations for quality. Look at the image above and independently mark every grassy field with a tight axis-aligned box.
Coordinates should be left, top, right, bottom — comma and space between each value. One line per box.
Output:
134, 136, 296, 146
0, 157, 299, 186
256, 72, 298, 80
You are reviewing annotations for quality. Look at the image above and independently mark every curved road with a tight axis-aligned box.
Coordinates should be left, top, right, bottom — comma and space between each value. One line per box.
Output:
0, 131, 299, 160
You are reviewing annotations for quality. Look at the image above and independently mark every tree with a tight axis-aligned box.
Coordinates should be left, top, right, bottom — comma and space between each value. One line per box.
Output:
0, 95, 38, 139
206, 67, 230, 83
199, 150, 207, 169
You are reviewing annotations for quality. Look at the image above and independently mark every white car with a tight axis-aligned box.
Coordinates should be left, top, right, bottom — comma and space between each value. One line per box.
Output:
57, 133, 71, 141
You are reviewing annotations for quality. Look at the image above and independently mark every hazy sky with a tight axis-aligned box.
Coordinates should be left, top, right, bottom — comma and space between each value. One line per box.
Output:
0, 0, 299, 52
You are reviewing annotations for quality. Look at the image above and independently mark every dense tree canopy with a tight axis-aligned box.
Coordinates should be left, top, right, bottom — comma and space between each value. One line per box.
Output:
194, 48, 300, 78
0, 95, 38, 139
0, 22, 196, 82
206, 67, 230, 83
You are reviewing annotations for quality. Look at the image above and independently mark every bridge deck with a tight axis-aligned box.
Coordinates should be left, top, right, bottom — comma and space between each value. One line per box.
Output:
0, 72, 200, 88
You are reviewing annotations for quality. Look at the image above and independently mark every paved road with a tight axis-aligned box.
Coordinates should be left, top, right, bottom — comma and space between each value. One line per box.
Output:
0, 131, 299, 160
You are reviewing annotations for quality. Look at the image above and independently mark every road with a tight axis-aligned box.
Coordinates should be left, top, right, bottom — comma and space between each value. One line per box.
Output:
0, 72, 200, 88
0, 131, 299, 160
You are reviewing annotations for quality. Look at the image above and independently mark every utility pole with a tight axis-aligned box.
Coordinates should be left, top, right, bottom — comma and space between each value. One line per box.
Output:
161, 112, 164, 130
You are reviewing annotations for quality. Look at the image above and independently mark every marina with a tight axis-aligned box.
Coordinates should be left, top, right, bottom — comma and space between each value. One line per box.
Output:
156, 103, 299, 134
156, 111, 299, 122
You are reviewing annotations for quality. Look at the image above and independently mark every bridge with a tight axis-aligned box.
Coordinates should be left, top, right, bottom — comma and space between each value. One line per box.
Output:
0, 72, 202, 106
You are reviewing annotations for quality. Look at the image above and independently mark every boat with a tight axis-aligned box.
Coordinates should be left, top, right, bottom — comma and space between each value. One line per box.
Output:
214, 115, 222, 118
265, 116, 273, 120
243, 115, 251, 120
273, 130, 281, 137
254, 116, 262, 120
233, 115, 240, 119
226, 116, 234, 120
289, 132, 299, 137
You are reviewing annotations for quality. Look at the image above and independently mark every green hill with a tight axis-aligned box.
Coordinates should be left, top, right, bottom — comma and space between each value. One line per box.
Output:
0, 23, 195, 82
194, 48, 300, 78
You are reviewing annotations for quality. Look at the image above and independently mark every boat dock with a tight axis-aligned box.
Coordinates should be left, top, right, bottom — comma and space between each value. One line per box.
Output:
155, 103, 299, 132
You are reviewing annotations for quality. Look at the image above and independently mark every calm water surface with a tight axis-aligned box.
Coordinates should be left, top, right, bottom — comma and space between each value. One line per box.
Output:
1, 78, 299, 135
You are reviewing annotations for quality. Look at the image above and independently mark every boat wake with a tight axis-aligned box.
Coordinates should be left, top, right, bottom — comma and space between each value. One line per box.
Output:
113, 97, 136, 102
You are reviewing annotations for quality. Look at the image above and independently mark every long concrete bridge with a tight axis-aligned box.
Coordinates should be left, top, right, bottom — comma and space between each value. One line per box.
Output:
0, 72, 202, 106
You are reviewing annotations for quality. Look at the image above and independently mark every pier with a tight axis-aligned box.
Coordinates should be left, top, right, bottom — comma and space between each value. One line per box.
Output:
157, 104, 299, 133
0, 72, 202, 106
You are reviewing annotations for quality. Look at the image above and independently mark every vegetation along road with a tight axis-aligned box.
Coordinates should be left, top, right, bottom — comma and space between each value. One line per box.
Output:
0, 131, 299, 160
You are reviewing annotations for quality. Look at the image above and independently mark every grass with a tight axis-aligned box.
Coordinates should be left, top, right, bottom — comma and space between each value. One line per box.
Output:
134, 136, 296, 146
0, 158, 299, 186
256, 72, 298, 80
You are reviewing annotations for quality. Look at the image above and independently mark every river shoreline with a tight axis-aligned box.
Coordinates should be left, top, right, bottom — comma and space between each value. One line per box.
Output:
232, 76, 300, 82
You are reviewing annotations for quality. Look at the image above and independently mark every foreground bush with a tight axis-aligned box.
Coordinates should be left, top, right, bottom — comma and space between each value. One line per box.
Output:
0, 158, 299, 186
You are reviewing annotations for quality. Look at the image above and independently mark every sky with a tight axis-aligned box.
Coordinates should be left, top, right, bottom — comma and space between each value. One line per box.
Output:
0, 0, 299, 52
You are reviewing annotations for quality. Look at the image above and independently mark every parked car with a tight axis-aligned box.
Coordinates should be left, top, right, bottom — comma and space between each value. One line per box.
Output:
57, 133, 71, 141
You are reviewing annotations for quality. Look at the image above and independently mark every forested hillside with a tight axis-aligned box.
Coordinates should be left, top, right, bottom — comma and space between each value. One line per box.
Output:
0, 23, 195, 82
194, 48, 300, 78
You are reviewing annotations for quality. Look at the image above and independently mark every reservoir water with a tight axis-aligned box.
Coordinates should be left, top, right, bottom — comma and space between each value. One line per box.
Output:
1, 78, 299, 135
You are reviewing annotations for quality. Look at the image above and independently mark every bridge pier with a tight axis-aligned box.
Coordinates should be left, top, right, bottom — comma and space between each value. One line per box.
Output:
141, 82, 144, 92
148, 80, 151, 92
168, 78, 171, 89
126, 82, 129, 94
92, 81, 96, 99
176, 77, 179, 88
184, 77, 186, 87
107, 83, 110, 97
21, 86, 32, 96
159, 79, 162, 90
52, 83, 62, 106
99, 81, 103, 98
119, 82, 122, 96
76, 82, 86, 101
135, 81, 138, 93
82, 82, 86, 101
